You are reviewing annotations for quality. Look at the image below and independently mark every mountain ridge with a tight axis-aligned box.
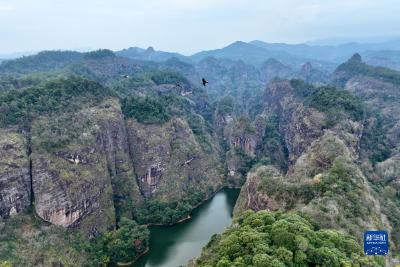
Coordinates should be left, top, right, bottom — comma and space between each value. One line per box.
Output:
1, 48, 400, 266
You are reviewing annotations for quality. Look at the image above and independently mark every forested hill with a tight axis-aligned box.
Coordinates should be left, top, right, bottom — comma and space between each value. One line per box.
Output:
0, 46, 400, 266
191, 55, 400, 266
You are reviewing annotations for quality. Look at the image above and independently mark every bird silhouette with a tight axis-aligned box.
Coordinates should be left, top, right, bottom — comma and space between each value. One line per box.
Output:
202, 78, 208, 86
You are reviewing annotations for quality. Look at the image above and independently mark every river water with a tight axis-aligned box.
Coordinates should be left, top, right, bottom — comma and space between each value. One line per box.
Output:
134, 188, 240, 267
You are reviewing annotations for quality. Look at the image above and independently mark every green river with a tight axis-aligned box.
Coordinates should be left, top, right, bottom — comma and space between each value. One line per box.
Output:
134, 188, 240, 267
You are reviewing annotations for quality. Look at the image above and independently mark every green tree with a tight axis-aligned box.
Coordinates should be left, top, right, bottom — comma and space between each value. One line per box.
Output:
87, 218, 149, 265
194, 211, 384, 267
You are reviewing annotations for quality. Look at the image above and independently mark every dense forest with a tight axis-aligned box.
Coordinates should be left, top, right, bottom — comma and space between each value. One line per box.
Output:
194, 211, 383, 267
0, 45, 400, 267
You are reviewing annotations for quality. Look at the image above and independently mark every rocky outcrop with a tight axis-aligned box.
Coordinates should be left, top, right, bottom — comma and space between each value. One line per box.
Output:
234, 79, 388, 246
30, 98, 141, 234
0, 94, 223, 233
221, 115, 267, 186
296, 62, 329, 83
0, 128, 31, 218
236, 130, 387, 239
231, 136, 257, 156
126, 117, 224, 200
235, 77, 396, 247
264, 81, 326, 165
345, 76, 400, 121
96, 100, 142, 219
331, 56, 400, 255
234, 165, 281, 215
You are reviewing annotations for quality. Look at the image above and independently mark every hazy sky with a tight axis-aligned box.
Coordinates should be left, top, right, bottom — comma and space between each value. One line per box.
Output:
1, 0, 400, 55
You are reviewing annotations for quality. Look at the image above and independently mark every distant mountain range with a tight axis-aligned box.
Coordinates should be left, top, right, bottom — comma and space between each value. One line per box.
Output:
113, 39, 400, 71
251, 39, 400, 63
2, 39, 400, 71
116, 46, 189, 63
3, 36, 400, 266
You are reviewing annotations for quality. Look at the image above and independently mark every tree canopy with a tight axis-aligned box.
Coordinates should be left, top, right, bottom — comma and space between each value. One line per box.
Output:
195, 210, 383, 267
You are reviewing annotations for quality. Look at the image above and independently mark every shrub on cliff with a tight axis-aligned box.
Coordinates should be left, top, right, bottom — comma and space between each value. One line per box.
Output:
122, 96, 171, 124
306, 86, 364, 124
0, 76, 113, 128
149, 70, 189, 86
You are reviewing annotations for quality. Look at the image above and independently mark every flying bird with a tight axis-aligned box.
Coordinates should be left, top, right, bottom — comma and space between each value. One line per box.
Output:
202, 78, 208, 86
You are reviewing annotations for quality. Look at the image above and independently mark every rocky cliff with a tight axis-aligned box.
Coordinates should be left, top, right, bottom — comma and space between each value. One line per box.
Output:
3, 51, 400, 265
0, 76, 225, 235
223, 115, 266, 186
126, 117, 223, 201
234, 80, 390, 251
0, 128, 31, 218
30, 98, 143, 234
332, 55, 400, 252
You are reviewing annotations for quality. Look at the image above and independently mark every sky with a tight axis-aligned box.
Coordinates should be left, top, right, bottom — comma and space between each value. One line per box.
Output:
0, 0, 400, 55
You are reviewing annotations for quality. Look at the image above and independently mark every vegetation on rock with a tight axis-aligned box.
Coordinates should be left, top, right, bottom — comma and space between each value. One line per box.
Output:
86, 217, 149, 265
336, 53, 400, 86
134, 190, 206, 225
122, 95, 173, 124
194, 210, 383, 267
0, 76, 113, 128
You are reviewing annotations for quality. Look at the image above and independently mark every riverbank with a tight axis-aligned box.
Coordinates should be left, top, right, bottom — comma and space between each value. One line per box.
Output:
133, 188, 240, 267
134, 187, 226, 264
116, 248, 150, 266
144, 185, 241, 228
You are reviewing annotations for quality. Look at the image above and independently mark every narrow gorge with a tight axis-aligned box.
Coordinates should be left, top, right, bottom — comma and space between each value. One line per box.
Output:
1, 45, 400, 267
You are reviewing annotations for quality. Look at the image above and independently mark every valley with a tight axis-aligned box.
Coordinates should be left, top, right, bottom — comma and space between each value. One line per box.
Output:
0, 40, 400, 267
135, 188, 239, 267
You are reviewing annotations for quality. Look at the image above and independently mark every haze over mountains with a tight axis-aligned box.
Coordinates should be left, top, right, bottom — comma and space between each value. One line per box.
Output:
2, 38, 400, 70
1, 36, 400, 266
113, 39, 400, 70
2, 1, 400, 265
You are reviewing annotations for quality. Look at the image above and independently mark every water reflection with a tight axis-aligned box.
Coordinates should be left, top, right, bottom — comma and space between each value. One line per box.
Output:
134, 188, 240, 267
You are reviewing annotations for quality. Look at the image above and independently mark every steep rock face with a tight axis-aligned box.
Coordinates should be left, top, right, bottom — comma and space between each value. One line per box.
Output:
345, 76, 400, 159
234, 79, 387, 246
31, 98, 140, 234
334, 57, 400, 167
222, 115, 268, 186
345, 77, 400, 122
95, 100, 142, 220
280, 104, 326, 166
264, 81, 326, 165
235, 131, 386, 239
0, 128, 31, 218
226, 117, 259, 157
126, 117, 223, 200
234, 165, 281, 214
334, 59, 400, 252
263, 80, 363, 167
333, 56, 400, 172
